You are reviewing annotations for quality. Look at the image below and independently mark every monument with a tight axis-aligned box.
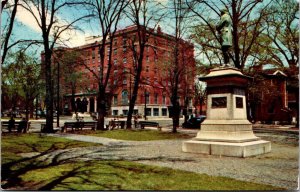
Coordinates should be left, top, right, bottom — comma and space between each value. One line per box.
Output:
182, 9, 271, 158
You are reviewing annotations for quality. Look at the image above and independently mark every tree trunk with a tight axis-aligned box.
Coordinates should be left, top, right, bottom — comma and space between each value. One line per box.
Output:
43, 48, 54, 133
96, 87, 106, 130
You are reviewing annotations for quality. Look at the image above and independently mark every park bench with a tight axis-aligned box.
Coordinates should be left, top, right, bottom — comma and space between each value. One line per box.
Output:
107, 120, 126, 130
138, 121, 161, 131
62, 121, 97, 132
1, 121, 31, 133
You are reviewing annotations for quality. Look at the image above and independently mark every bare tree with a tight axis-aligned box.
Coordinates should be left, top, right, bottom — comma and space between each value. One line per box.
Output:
20, 0, 91, 132
124, 0, 162, 129
1, 0, 19, 64
258, 0, 298, 68
80, 0, 129, 130
160, 0, 193, 133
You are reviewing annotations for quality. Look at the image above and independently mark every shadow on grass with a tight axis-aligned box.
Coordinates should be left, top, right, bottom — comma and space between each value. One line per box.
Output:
1, 137, 104, 190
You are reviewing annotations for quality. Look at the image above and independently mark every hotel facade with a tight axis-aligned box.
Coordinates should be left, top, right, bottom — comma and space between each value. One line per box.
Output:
46, 25, 196, 118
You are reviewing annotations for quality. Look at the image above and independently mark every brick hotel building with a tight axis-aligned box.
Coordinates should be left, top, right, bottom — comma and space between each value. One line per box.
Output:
46, 25, 196, 118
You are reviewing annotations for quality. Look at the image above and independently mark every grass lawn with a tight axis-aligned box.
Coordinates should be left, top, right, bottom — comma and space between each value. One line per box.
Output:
73, 129, 192, 141
1, 133, 102, 164
1, 133, 284, 190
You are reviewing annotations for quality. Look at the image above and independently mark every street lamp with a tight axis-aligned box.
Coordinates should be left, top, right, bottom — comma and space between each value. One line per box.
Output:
144, 89, 148, 120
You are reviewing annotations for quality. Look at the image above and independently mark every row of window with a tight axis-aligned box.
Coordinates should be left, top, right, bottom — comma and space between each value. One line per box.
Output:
112, 108, 168, 116
113, 91, 167, 105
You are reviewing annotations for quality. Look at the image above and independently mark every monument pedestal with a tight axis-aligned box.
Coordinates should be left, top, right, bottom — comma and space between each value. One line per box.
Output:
182, 67, 271, 157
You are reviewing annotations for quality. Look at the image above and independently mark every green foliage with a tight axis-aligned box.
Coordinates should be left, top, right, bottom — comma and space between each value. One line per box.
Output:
2, 51, 44, 112
75, 129, 191, 141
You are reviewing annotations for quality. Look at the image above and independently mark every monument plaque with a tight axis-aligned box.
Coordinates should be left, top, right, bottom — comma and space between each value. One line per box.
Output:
212, 97, 227, 108
235, 97, 243, 108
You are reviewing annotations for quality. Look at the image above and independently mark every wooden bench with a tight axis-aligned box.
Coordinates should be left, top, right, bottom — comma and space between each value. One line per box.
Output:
107, 120, 126, 130
62, 121, 97, 132
1, 121, 31, 133
138, 121, 161, 131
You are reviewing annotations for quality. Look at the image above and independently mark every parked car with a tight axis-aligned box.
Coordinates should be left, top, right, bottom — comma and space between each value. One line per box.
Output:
182, 116, 206, 129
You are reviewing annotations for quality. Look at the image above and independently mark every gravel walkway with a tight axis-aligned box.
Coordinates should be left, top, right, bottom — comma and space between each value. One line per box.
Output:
31, 132, 299, 190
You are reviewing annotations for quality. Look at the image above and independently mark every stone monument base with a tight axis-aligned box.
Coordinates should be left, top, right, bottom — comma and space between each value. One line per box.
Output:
182, 139, 271, 158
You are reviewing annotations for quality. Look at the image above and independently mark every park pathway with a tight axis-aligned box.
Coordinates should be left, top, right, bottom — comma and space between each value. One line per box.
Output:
31, 132, 299, 190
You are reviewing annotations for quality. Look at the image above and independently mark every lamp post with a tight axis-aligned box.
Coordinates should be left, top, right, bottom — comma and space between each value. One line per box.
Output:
144, 89, 148, 120
56, 60, 60, 128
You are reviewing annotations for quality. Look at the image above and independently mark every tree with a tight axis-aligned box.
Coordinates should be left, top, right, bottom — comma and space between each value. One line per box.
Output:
194, 63, 211, 115
53, 49, 86, 115
258, 0, 298, 68
20, 0, 91, 132
82, 0, 129, 130
1, 0, 19, 65
258, 0, 299, 126
124, 0, 161, 129
2, 51, 42, 122
187, 0, 270, 69
161, 0, 192, 133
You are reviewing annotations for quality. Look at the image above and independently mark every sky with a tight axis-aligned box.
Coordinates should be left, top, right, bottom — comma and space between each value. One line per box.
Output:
1, 0, 171, 61
2, 0, 295, 67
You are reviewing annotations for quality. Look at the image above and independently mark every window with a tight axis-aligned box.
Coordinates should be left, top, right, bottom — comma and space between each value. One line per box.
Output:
146, 108, 151, 116
146, 56, 149, 63
163, 95, 166, 104
147, 46, 150, 52
107, 47, 110, 56
113, 110, 118, 116
114, 48, 117, 55
123, 37, 127, 45
114, 59, 117, 65
114, 70, 118, 76
146, 66, 149, 72
113, 95, 118, 105
122, 90, 128, 105
189, 98, 193, 107
145, 92, 150, 104
162, 108, 167, 116
123, 58, 127, 64
123, 46, 127, 52
123, 79, 127, 85
114, 38, 117, 46
123, 110, 128, 116
153, 108, 159, 116
154, 93, 158, 104
113, 80, 117, 85
146, 77, 150, 84
92, 48, 96, 59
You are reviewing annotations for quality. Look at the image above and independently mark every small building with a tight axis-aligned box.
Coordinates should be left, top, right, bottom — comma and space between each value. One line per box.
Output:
248, 67, 295, 124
